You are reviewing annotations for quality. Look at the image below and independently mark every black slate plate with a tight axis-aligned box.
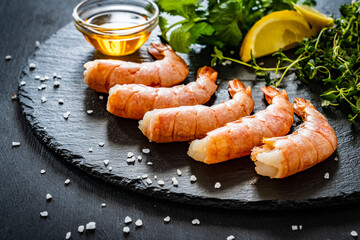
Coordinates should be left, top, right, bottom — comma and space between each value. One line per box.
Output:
18, 22, 360, 210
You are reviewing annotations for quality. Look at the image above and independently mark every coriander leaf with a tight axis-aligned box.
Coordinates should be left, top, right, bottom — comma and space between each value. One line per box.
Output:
156, 0, 198, 18
159, 16, 168, 32
169, 22, 194, 53
189, 22, 215, 43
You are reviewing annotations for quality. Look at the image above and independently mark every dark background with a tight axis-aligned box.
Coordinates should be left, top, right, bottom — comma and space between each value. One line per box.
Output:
1, 0, 359, 239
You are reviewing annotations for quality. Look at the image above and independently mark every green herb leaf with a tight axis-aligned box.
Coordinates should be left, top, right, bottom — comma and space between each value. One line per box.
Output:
169, 21, 194, 53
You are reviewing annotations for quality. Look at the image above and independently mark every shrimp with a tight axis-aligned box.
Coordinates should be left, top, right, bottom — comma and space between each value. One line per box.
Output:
83, 42, 189, 93
251, 98, 337, 178
107, 66, 218, 120
187, 86, 294, 164
138, 79, 254, 143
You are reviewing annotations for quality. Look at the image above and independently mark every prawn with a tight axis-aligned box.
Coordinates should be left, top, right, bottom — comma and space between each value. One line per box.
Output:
138, 79, 254, 143
107, 66, 218, 120
251, 98, 337, 178
84, 42, 189, 93
187, 86, 294, 164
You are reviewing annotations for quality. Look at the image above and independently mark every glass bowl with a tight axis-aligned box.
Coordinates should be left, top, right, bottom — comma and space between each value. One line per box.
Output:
73, 0, 159, 56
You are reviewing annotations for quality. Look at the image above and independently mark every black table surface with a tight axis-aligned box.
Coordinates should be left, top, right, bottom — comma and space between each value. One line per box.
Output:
1, 0, 359, 239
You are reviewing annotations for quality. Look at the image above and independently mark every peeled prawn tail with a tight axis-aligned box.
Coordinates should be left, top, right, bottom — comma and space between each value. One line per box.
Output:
147, 42, 172, 60
261, 86, 288, 104
197, 66, 218, 83
228, 79, 252, 98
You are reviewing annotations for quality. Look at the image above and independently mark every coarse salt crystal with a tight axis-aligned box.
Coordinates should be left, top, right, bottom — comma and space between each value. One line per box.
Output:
292, 225, 298, 231
351, 231, 358, 237
46, 193, 52, 200
227, 235, 235, 240
53, 72, 57, 78
40, 169, 46, 174
41, 96, 47, 103
154, 175, 157, 180
40, 211, 48, 217
135, 219, 143, 227
101, 203, 106, 207
334, 157, 339, 161
177, 169, 182, 176
44, 76, 49, 81
164, 216, 170, 223
127, 156, 135, 163
142, 174, 148, 179
86, 221, 96, 230
63, 111, 71, 119
146, 178, 152, 185
157, 180, 165, 186
35, 75, 40, 80
88, 148, 93, 152
221, 61, 227, 66
172, 177, 178, 186
64, 179, 70, 185
65, 232, 71, 239
12, 94, 17, 100
99, 95, 104, 100
38, 84, 46, 90
12, 142, 20, 147
230, 50, 235, 55
299, 225, 302, 230
87, 110, 93, 115
127, 152, 134, 158
124, 216, 132, 224
5, 55, 12, 60
137, 156, 142, 161
35, 41, 40, 48
53, 81, 60, 87
147, 162, 153, 166
137, 176, 141, 179
98, 142, 104, 147
20, 81, 26, 86
324, 172, 330, 179
58, 99, 64, 104
108, 166, 112, 171
40, 77, 45, 82
191, 219, 200, 225
142, 148, 150, 154
190, 175, 197, 182
57, 75, 62, 79
103, 160, 109, 166
29, 63, 36, 69
123, 226, 130, 234
78, 225, 84, 233
259, 62, 265, 66
214, 182, 221, 189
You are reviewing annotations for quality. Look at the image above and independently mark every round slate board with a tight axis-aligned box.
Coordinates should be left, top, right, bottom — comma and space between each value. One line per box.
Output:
18, 22, 360, 210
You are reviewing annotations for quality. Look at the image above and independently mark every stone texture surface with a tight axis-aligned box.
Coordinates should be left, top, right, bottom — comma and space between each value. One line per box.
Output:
18, 22, 360, 209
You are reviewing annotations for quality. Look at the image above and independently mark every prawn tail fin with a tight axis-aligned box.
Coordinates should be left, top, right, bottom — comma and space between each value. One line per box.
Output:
228, 79, 249, 98
197, 66, 218, 83
261, 86, 281, 104
147, 42, 171, 60
294, 98, 312, 118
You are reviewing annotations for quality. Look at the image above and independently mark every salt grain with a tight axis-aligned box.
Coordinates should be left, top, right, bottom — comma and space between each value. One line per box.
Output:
172, 177, 178, 186
57, 75, 62, 79
351, 231, 358, 237
12, 141, 20, 147
64, 179, 70, 185
40, 211, 48, 217
190, 175, 197, 182
164, 216, 170, 223
103, 159, 109, 166
41, 96, 47, 103
127, 157, 135, 163
88, 148, 93, 152
46, 193, 52, 200
12, 94, 17, 100
127, 152, 134, 158
44, 76, 49, 81
177, 169, 182, 176
157, 180, 165, 186
86, 221, 96, 230
259, 62, 264, 66
154, 175, 157, 180
35, 41, 40, 48
135, 219, 143, 227
40, 77, 45, 82
35, 75, 40, 80
214, 182, 221, 189
53, 72, 57, 78
142, 148, 150, 154
137, 156, 142, 161
142, 174, 148, 179
5, 55, 12, 60
324, 172, 330, 179
78, 225, 84, 233
108, 166, 112, 171
292, 225, 298, 231
20, 81, 26, 86
147, 162, 153, 166
87, 110, 93, 115
146, 178, 152, 185
299, 225, 302, 230
124, 216, 132, 224
40, 169, 46, 174
58, 99, 64, 104
99, 95, 104, 100
53, 81, 60, 87
98, 142, 104, 147
123, 226, 130, 234
63, 111, 71, 119
230, 50, 235, 55
65, 232, 71, 239
227, 235, 235, 240
192, 219, 200, 225
334, 157, 339, 161
38, 84, 46, 90
29, 63, 36, 69
101, 203, 106, 207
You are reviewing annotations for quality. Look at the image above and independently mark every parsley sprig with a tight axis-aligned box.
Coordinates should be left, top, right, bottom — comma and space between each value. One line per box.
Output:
212, 1, 360, 122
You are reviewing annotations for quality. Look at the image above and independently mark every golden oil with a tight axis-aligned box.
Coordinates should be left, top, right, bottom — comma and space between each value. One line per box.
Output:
83, 11, 151, 56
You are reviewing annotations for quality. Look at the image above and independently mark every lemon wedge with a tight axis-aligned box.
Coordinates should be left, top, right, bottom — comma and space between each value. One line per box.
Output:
240, 10, 312, 62
293, 4, 334, 32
